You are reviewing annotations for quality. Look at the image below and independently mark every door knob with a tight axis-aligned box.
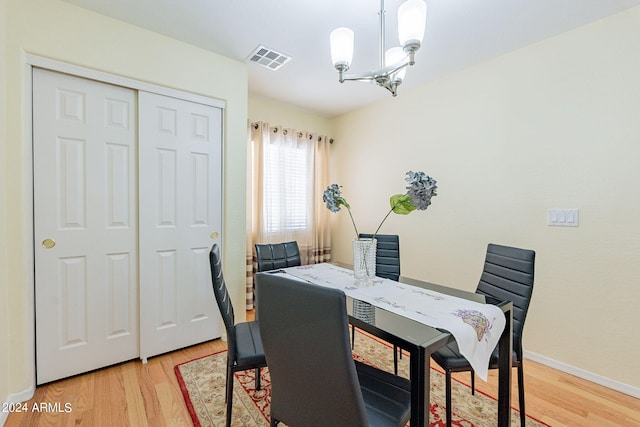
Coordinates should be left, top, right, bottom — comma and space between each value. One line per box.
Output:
210, 232, 219, 239
42, 238, 56, 249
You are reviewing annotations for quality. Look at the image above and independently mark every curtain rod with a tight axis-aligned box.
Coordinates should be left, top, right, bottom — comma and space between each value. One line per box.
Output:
250, 121, 334, 144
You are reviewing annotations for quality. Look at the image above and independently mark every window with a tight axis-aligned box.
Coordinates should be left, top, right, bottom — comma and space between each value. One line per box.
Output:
247, 121, 332, 307
262, 140, 310, 234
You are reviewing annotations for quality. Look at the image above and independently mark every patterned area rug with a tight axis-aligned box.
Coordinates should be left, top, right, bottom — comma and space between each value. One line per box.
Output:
175, 331, 550, 427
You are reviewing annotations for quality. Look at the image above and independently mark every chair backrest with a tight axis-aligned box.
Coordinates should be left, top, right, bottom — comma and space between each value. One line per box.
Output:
359, 234, 400, 281
476, 243, 535, 356
209, 244, 237, 353
255, 273, 369, 427
255, 241, 301, 272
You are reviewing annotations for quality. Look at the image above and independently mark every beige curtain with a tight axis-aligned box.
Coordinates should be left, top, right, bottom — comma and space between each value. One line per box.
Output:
245, 121, 332, 309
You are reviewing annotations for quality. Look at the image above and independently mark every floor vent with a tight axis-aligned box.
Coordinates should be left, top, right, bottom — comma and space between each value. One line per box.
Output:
247, 45, 291, 71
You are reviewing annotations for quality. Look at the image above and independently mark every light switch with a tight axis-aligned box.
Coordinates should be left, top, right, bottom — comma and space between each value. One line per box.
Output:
547, 209, 579, 227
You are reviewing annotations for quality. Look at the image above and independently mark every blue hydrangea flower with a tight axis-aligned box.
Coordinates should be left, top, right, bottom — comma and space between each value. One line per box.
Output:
323, 183, 346, 213
405, 170, 437, 211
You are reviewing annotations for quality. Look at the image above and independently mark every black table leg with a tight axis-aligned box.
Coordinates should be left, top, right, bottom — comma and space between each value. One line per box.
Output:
409, 348, 428, 426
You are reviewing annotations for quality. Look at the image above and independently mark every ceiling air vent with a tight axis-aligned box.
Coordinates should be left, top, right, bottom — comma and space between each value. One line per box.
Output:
247, 45, 291, 71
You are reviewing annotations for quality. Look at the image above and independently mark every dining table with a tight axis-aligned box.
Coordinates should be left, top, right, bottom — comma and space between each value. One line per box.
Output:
275, 262, 513, 427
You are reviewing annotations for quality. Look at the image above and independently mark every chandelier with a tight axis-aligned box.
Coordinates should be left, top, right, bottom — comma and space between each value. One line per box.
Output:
329, 0, 427, 96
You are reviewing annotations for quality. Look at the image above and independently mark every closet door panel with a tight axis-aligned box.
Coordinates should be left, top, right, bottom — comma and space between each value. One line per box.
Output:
138, 91, 223, 360
33, 68, 138, 384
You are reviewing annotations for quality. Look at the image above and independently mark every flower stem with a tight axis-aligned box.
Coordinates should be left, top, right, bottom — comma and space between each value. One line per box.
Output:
372, 194, 407, 237
373, 207, 394, 237
347, 207, 359, 238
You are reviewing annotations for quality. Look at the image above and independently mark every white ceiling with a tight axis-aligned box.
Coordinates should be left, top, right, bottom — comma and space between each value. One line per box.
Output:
63, 0, 640, 117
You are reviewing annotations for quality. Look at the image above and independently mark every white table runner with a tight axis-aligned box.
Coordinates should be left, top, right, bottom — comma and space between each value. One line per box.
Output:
281, 263, 506, 381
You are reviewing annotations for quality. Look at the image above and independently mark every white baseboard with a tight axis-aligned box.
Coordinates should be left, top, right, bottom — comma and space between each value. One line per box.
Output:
1, 386, 36, 426
524, 349, 640, 399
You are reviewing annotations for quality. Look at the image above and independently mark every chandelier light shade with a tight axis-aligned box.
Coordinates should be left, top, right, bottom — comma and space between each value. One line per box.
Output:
398, 0, 427, 49
329, 0, 427, 96
385, 47, 407, 83
330, 27, 354, 69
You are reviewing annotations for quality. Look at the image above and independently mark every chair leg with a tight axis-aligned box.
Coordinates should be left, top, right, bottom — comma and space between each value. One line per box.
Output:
518, 363, 526, 426
471, 370, 475, 395
393, 345, 398, 376
445, 370, 453, 427
225, 359, 232, 402
226, 368, 234, 427
255, 367, 261, 390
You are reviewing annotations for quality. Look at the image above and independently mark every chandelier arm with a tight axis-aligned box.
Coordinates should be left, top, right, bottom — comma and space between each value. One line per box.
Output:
339, 57, 411, 82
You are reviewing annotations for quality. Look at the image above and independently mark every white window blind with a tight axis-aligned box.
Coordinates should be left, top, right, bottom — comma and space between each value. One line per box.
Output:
263, 140, 310, 234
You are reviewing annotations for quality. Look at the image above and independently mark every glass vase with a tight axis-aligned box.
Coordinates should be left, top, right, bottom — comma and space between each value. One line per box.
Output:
353, 300, 376, 324
352, 238, 377, 286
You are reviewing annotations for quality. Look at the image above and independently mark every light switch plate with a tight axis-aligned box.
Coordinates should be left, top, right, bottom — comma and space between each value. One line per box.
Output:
547, 209, 579, 227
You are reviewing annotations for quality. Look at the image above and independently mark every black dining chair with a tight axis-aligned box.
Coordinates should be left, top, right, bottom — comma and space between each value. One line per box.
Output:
255, 241, 301, 272
354, 234, 402, 374
209, 244, 267, 427
431, 243, 535, 427
358, 233, 400, 281
255, 272, 412, 427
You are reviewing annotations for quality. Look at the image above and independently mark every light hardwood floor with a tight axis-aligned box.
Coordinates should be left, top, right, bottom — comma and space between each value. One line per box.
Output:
6, 312, 639, 427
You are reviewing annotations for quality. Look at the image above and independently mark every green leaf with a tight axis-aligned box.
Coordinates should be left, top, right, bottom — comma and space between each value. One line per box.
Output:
337, 197, 350, 209
390, 194, 416, 215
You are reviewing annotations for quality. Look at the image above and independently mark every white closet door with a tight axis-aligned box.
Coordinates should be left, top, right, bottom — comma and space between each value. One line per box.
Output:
33, 68, 138, 384
138, 91, 222, 360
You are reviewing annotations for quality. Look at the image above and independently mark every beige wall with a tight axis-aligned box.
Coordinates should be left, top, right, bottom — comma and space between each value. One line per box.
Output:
1, 0, 9, 417
248, 92, 333, 136
1, 0, 248, 402
331, 7, 640, 391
